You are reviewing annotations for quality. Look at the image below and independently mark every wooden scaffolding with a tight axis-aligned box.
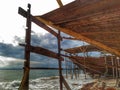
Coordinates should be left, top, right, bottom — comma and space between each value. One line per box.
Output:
18, 0, 120, 89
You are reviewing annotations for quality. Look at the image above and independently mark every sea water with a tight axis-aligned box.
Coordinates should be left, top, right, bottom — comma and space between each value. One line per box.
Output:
0, 70, 61, 90
0, 69, 94, 90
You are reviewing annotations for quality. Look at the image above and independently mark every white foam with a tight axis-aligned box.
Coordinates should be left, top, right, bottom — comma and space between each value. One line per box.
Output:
0, 75, 94, 90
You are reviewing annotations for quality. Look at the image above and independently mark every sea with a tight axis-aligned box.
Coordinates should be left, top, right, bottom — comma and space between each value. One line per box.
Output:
0, 69, 60, 90
0, 56, 94, 90
0, 69, 94, 90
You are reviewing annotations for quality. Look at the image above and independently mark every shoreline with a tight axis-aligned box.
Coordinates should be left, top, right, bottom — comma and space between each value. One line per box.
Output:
0, 72, 119, 90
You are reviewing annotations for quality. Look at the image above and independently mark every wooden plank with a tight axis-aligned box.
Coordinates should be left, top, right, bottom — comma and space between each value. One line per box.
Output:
20, 44, 64, 61
64, 45, 101, 54
35, 16, 120, 57
62, 37, 80, 40
71, 58, 103, 74
42, 0, 120, 23
81, 32, 120, 35
19, 68, 29, 90
62, 75, 72, 90
56, 0, 63, 7
70, 56, 120, 72
18, 7, 61, 40
29, 67, 63, 70
57, 30, 63, 90
21, 4, 31, 90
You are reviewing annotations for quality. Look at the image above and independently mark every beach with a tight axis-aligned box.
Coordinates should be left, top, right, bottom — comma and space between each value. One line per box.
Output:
0, 69, 95, 90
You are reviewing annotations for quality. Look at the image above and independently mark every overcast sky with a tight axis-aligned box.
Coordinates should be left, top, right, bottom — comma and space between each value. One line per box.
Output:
0, 0, 74, 45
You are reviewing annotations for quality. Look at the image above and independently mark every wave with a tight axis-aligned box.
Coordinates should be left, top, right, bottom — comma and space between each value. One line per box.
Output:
0, 75, 93, 90
0, 76, 60, 90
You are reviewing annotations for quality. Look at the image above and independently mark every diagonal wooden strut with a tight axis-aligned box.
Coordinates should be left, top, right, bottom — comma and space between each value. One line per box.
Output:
62, 75, 72, 90
18, 7, 62, 40
35, 16, 120, 57
56, 0, 63, 7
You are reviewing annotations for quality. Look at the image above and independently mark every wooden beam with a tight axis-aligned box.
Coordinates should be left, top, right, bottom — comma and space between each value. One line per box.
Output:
70, 55, 120, 68
19, 68, 29, 90
64, 45, 101, 54
65, 26, 120, 34
62, 75, 72, 90
29, 67, 63, 70
20, 44, 64, 61
42, 0, 120, 24
19, 4, 31, 90
18, 7, 61, 40
71, 58, 103, 74
62, 37, 81, 40
56, 0, 63, 7
35, 16, 120, 57
81, 32, 120, 35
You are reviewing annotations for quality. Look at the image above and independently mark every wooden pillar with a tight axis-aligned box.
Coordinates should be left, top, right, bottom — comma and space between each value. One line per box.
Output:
19, 4, 31, 90
65, 53, 68, 78
56, 0, 63, 7
116, 57, 120, 86
57, 30, 63, 90
104, 55, 108, 76
83, 52, 87, 79
111, 56, 115, 78
74, 64, 77, 79
70, 62, 73, 79
117, 57, 120, 77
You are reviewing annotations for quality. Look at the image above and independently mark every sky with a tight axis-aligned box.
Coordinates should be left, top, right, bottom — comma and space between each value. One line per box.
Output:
0, 0, 101, 68
0, 0, 74, 45
0, 0, 79, 68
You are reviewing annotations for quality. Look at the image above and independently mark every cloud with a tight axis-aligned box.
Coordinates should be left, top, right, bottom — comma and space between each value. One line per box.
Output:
0, 33, 83, 68
0, 56, 42, 69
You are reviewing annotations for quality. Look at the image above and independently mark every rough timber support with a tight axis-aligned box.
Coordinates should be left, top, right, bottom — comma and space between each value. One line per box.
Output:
18, 4, 72, 90
18, 7, 61, 40
57, 30, 63, 90
56, 0, 63, 7
20, 44, 64, 60
19, 4, 31, 90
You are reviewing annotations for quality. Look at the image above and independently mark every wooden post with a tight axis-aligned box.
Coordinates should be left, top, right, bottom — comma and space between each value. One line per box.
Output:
83, 52, 87, 79
57, 30, 63, 90
117, 57, 120, 77
111, 56, 115, 78
104, 55, 108, 76
62, 75, 72, 90
23, 4, 31, 90
74, 64, 77, 79
65, 53, 68, 78
115, 57, 119, 87
19, 4, 31, 90
56, 0, 63, 7
71, 62, 73, 79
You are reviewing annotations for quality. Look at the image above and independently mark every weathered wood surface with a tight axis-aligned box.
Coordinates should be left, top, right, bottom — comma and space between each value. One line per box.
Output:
64, 45, 101, 54
37, 0, 120, 56
20, 44, 64, 60
18, 7, 61, 39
